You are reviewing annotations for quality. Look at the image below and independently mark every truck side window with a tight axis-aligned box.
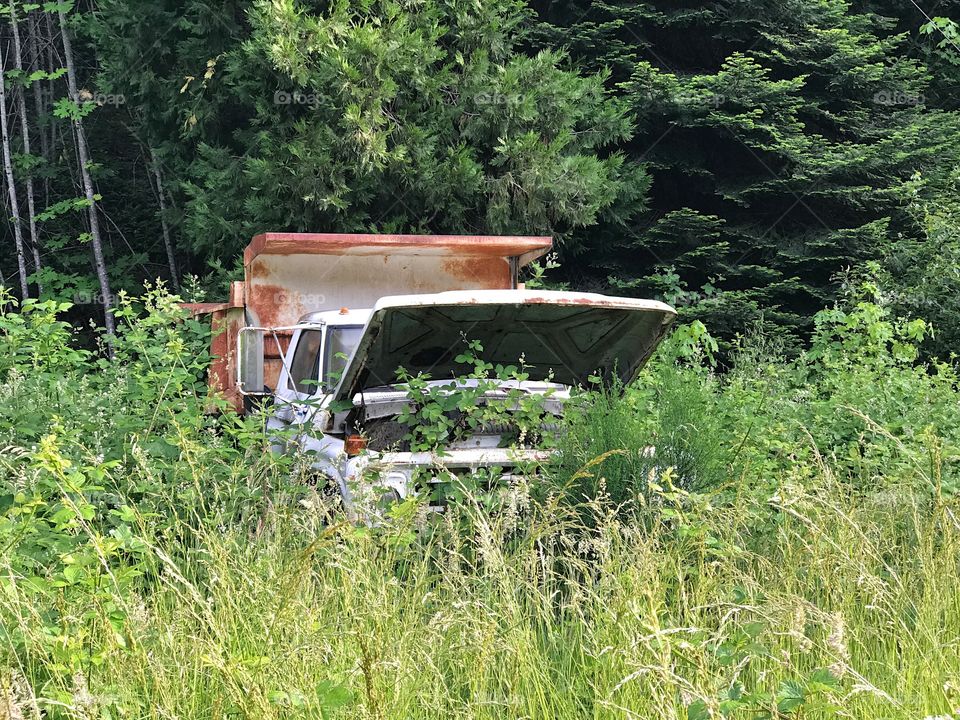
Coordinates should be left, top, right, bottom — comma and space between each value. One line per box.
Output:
288, 329, 323, 394
323, 326, 364, 390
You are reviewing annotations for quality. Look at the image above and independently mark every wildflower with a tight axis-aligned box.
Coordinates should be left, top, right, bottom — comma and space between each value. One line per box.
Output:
127, 594, 151, 628
826, 612, 850, 678
790, 605, 813, 652
0, 670, 40, 720
0, 690, 23, 720
72, 672, 96, 713
502, 474, 530, 534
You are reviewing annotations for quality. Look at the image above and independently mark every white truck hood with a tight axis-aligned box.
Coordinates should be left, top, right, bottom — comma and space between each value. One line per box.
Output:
331, 290, 677, 403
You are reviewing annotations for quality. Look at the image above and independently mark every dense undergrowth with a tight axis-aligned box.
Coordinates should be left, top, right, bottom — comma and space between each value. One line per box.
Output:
1, 279, 959, 719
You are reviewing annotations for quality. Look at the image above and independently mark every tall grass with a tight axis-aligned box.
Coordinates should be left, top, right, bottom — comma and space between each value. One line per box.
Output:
2, 463, 959, 719
3, 288, 960, 718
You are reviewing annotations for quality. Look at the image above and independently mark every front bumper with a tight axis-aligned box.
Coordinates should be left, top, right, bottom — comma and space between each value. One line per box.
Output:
379, 447, 555, 469
342, 447, 555, 512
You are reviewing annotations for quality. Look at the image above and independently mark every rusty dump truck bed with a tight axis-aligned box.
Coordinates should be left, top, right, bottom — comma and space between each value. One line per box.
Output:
184, 233, 553, 410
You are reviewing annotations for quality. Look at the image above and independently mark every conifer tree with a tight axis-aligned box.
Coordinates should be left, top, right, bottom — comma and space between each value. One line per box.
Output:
532, 0, 960, 347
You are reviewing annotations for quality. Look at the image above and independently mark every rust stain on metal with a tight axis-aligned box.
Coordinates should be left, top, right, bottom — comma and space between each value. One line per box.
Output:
208, 307, 244, 412
195, 232, 563, 413
229, 281, 245, 306
440, 257, 512, 289
182, 302, 230, 315
246, 281, 308, 329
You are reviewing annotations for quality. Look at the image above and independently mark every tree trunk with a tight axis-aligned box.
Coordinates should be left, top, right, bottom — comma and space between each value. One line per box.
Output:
44, 11, 56, 205
150, 149, 179, 290
58, 6, 115, 344
27, 10, 50, 209
0, 39, 30, 299
10, 0, 42, 293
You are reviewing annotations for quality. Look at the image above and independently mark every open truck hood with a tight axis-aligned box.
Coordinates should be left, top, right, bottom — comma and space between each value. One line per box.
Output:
332, 290, 677, 403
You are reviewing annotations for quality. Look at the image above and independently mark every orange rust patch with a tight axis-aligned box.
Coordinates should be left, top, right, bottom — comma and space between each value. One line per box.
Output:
250, 257, 275, 281
181, 302, 230, 315
204, 307, 245, 413
264, 358, 284, 392
441, 257, 513, 289
245, 281, 309, 328
263, 331, 293, 360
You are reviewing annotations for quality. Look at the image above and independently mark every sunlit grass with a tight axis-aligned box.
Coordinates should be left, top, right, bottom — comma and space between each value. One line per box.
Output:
2, 291, 959, 718
3, 465, 958, 719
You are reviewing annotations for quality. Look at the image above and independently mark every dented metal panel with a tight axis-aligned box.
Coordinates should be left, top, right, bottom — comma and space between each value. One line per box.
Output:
332, 289, 678, 402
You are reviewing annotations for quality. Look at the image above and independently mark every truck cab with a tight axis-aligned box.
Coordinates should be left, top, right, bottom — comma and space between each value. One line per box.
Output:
274, 308, 370, 411
265, 301, 567, 514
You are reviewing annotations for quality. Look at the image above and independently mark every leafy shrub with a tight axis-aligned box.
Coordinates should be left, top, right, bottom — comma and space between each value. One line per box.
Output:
546, 383, 654, 507
545, 322, 733, 513
394, 339, 557, 454
1, 274, 960, 718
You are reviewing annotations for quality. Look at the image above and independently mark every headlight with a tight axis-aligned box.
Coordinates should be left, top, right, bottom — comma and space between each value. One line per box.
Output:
384, 471, 409, 493
377, 488, 401, 510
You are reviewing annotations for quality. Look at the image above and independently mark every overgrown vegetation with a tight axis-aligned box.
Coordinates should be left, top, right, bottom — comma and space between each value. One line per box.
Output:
2, 2, 958, 715
394, 338, 558, 454
2, 275, 959, 718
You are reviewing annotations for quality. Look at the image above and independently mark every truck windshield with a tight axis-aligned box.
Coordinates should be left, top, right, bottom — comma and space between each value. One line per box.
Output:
323, 325, 364, 391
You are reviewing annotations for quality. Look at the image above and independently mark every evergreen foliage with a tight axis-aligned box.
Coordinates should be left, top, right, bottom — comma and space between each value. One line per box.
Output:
94, 0, 643, 270
531, 0, 960, 347
0, 0, 958, 351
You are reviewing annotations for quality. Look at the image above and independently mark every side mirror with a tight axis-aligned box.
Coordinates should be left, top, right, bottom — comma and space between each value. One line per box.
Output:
237, 326, 265, 395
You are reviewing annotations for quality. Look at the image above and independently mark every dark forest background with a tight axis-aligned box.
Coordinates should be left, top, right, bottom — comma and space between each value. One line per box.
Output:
1, 0, 959, 355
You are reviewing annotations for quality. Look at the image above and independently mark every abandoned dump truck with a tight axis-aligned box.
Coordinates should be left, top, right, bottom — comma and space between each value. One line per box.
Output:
187, 233, 677, 515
